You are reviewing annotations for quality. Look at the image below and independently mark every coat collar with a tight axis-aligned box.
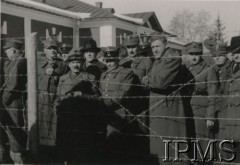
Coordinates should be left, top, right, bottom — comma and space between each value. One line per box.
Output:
119, 55, 143, 68
64, 71, 84, 84
119, 57, 132, 66
189, 60, 206, 75
132, 56, 143, 67
102, 66, 125, 79
213, 60, 232, 71
231, 63, 240, 79
41, 58, 60, 69
83, 59, 98, 69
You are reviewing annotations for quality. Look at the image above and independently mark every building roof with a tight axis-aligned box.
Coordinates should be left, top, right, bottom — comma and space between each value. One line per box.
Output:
3, 0, 90, 19
31, 0, 153, 25
124, 12, 154, 23
29, 0, 167, 32
124, 12, 163, 32
31, 0, 138, 22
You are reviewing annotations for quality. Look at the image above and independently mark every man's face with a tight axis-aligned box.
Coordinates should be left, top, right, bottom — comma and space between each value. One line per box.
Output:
5, 47, 16, 59
213, 55, 227, 66
69, 60, 83, 74
188, 54, 201, 65
105, 58, 118, 70
233, 53, 240, 63
44, 46, 58, 60
126, 45, 139, 58
62, 53, 68, 61
151, 40, 166, 59
84, 51, 97, 62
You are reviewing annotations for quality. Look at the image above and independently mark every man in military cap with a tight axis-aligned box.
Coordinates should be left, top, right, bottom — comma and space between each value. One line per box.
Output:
99, 46, 137, 162
142, 33, 190, 165
81, 39, 107, 80
223, 36, 240, 163
59, 43, 72, 61
1, 39, 27, 163
37, 36, 69, 155
120, 35, 153, 152
185, 42, 218, 163
209, 43, 233, 140
54, 49, 104, 162
121, 35, 152, 79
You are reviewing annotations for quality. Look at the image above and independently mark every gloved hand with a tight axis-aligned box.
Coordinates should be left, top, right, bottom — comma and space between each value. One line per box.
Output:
206, 119, 215, 129
62, 92, 73, 100
46, 67, 54, 75
142, 76, 149, 85
73, 91, 82, 97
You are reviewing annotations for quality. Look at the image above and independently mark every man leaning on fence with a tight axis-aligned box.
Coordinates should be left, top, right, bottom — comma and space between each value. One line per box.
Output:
99, 46, 137, 162
1, 39, 27, 164
54, 49, 105, 162
37, 36, 69, 159
120, 35, 153, 155
142, 34, 190, 165
185, 42, 218, 164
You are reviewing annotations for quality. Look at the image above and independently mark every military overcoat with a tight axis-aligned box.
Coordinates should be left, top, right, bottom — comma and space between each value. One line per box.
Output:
213, 60, 233, 139
144, 48, 189, 165
37, 57, 69, 146
2, 54, 27, 152
187, 60, 218, 150
225, 65, 240, 140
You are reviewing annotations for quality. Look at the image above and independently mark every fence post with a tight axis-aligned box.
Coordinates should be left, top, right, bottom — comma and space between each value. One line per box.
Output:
26, 32, 39, 156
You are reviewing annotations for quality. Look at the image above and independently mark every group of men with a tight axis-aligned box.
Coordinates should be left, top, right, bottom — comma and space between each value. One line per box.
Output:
0, 32, 240, 164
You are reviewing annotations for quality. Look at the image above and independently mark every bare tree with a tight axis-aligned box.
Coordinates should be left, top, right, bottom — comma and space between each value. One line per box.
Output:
208, 13, 226, 43
168, 9, 212, 43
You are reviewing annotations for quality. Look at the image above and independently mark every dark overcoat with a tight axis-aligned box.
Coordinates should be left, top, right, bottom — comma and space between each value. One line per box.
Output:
144, 48, 190, 165
99, 66, 138, 159
2, 54, 27, 152
225, 64, 240, 140
82, 59, 107, 80
37, 57, 69, 146
54, 71, 104, 160
213, 60, 233, 140
119, 55, 153, 154
187, 60, 218, 150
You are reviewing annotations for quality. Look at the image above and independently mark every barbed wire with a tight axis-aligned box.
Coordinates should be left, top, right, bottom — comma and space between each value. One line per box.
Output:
0, 34, 176, 40
1, 47, 240, 163
121, 63, 220, 129
1, 73, 238, 89
0, 54, 230, 61
0, 120, 240, 143
86, 73, 194, 161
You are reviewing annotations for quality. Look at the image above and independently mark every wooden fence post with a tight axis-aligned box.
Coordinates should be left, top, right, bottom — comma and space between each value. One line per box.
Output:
26, 32, 39, 155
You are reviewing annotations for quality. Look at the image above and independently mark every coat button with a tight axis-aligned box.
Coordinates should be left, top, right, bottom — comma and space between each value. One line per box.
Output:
219, 71, 221, 74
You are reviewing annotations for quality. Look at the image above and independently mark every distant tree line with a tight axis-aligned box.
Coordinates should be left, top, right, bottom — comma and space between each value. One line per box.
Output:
168, 9, 225, 43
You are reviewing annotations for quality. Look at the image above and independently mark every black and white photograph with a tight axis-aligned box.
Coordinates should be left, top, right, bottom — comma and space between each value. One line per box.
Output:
1, 0, 240, 164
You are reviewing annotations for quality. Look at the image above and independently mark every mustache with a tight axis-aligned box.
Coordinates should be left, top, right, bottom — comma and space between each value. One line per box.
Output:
72, 66, 80, 69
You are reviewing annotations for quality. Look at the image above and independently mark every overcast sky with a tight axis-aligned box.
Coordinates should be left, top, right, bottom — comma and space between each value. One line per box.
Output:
79, 0, 240, 43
